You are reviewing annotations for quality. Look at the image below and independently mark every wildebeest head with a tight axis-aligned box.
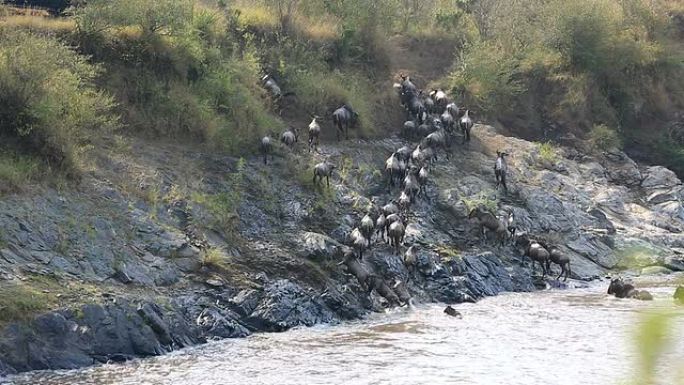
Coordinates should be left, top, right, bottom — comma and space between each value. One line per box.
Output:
608, 278, 624, 295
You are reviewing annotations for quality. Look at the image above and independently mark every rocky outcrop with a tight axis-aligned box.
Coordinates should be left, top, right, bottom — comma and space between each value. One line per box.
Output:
1, 123, 684, 375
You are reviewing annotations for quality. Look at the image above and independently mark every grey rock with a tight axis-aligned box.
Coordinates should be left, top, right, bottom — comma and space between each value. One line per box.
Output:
641, 166, 681, 190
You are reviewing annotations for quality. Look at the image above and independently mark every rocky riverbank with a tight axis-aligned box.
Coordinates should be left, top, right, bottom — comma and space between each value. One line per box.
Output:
1, 122, 683, 375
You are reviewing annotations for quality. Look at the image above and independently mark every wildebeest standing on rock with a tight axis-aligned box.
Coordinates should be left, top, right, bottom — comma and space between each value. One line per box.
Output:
359, 214, 375, 247
337, 248, 371, 291
313, 161, 336, 187
332, 105, 358, 141
459, 109, 473, 144
608, 278, 653, 300
494, 151, 509, 192
404, 244, 418, 274
260, 136, 273, 165
349, 227, 369, 260
468, 206, 508, 246
308, 116, 321, 152
515, 233, 549, 277
542, 243, 571, 281
388, 216, 407, 254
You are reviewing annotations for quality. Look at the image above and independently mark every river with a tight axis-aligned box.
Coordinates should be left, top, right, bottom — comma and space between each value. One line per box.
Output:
4, 279, 684, 385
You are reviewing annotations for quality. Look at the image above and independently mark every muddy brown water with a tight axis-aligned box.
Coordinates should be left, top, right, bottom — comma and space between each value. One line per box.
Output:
4, 279, 684, 385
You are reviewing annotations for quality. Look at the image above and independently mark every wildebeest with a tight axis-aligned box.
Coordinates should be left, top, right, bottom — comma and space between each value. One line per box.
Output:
402, 120, 417, 139
430, 89, 448, 112
337, 248, 371, 290
308, 116, 321, 152
444, 305, 462, 318
376, 213, 387, 243
395, 145, 413, 162
260, 136, 273, 165
494, 151, 509, 191
382, 201, 400, 216
468, 206, 508, 246
440, 109, 455, 133
422, 124, 451, 161
515, 233, 549, 277
261, 74, 282, 98
404, 244, 418, 274
392, 279, 412, 306
542, 243, 571, 281
332, 105, 358, 141
506, 212, 516, 241
349, 227, 368, 260
403, 167, 420, 202
388, 216, 407, 253
280, 127, 298, 149
359, 214, 375, 247
368, 275, 402, 307
608, 278, 653, 300
313, 161, 336, 187
398, 190, 412, 214
459, 109, 473, 144
385, 153, 405, 190
399, 73, 417, 95
418, 166, 429, 196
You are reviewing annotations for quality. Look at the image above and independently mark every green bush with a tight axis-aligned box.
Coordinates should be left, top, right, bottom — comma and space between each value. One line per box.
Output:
589, 124, 622, 151
0, 152, 42, 193
0, 29, 118, 174
448, 0, 683, 145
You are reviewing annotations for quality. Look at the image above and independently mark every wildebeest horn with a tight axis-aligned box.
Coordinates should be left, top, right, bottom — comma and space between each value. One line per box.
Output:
336, 260, 345, 266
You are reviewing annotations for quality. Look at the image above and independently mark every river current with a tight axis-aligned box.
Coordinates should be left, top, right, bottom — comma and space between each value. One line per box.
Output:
4, 279, 684, 385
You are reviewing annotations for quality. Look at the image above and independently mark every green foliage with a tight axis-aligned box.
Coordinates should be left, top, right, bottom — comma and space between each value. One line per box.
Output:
201, 248, 230, 270
589, 124, 622, 151
0, 29, 118, 174
461, 192, 497, 214
193, 158, 245, 232
0, 152, 42, 193
538, 142, 559, 164
628, 311, 682, 385
448, 0, 684, 145
72, 0, 194, 36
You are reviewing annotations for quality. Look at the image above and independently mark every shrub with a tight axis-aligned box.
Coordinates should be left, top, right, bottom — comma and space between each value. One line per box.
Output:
0, 283, 54, 326
589, 124, 622, 151
0, 152, 42, 193
0, 29, 118, 174
461, 192, 497, 214
538, 142, 559, 163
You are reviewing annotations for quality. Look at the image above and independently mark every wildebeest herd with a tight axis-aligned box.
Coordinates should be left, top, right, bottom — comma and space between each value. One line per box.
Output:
258, 72, 666, 308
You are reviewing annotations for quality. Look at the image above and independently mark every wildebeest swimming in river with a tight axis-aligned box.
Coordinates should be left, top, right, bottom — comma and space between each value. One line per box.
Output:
607, 278, 653, 300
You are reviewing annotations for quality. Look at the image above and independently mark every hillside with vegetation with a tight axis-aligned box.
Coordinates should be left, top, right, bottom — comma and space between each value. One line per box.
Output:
0, 0, 684, 376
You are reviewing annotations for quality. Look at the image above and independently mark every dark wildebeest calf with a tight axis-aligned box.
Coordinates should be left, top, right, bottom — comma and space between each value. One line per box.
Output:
494, 151, 509, 192
468, 206, 508, 246
516, 233, 549, 277
539, 242, 571, 281
332, 105, 358, 141
608, 278, 653, 300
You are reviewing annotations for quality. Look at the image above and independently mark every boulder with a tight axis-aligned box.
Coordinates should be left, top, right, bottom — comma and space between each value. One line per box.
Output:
295, 232, 343, 262
641, 166, 681, 190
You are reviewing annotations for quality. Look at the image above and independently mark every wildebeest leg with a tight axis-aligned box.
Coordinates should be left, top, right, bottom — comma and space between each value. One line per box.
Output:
502, 174, 507, 192
312, 172, 317, 185
345, 123, 349, 140
326, 175, 330, 187
557, 266, 563, 281
520, 252, 526, 266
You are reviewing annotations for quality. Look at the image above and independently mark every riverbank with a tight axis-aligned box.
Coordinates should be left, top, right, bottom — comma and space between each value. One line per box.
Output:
6, 278, 683, 385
